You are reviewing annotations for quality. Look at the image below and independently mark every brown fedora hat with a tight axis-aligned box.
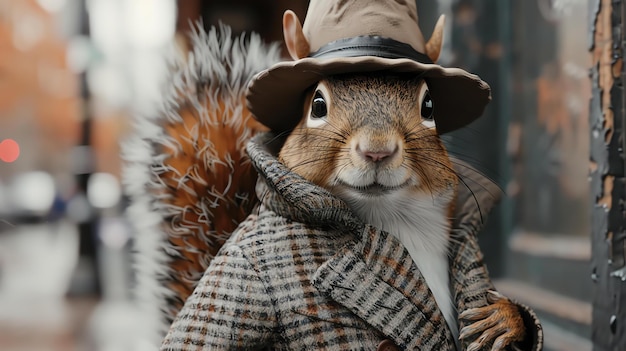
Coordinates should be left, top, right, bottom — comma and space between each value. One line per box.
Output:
246, 0, 491, 134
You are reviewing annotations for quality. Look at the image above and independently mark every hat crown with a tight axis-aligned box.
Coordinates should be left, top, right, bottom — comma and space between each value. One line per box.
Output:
302, 0, 427, 54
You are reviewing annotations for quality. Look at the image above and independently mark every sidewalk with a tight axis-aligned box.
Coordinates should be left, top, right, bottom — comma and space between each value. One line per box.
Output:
0, 297, 97, 351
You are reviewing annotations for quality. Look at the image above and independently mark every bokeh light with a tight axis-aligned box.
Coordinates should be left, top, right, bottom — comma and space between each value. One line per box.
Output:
87, 172, 121, 209
0, 139, 20, 163
10, 171, 56, 213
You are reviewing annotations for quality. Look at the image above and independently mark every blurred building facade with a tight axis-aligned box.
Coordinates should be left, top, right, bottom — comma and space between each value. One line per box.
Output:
0, 0, 176, 350
0, 0, 80, 182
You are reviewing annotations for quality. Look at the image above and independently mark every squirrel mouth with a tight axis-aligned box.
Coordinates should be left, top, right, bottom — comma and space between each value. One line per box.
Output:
337, 180, 409, 196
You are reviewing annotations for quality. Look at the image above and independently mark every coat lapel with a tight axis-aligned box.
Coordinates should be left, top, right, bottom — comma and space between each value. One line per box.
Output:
312, 225, 455, 350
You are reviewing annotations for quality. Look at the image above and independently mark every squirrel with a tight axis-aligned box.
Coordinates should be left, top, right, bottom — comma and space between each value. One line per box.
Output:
123, 1, 543, 350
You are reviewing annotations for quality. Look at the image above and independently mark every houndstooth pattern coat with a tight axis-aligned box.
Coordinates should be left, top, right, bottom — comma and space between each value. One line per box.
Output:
160, 133, 543, 350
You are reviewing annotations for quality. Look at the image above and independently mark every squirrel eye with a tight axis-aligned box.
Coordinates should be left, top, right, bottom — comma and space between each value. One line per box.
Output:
311, 91, 327, 119
421, 90, 434, 121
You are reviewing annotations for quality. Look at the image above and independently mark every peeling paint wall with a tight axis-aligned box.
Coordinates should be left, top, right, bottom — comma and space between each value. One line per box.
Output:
590, 0, 626, 348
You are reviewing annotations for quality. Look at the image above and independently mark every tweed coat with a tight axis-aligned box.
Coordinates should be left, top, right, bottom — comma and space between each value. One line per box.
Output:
161, 133, 543, 350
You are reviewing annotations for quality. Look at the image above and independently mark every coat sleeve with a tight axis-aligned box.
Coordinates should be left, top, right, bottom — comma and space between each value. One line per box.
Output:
161, 243, 278, 350
450, 161, 543, 350
449, 230, 543, 351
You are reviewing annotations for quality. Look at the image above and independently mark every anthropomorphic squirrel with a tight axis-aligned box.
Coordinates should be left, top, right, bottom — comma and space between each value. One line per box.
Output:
124, 1, 543, 350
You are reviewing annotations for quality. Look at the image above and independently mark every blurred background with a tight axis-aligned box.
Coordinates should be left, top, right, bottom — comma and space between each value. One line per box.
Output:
0, 0, 610, 350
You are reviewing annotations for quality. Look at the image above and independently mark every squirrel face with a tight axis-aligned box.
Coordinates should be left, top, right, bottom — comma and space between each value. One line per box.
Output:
279, 73, 458, 201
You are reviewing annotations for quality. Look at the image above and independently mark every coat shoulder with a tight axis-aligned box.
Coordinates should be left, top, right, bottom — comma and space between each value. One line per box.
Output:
227, 209, 350, 270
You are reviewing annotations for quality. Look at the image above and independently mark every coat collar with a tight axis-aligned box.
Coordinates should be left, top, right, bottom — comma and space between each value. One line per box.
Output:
246, 132, 362, 232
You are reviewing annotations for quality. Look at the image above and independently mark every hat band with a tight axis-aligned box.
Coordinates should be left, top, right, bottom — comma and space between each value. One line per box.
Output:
309, 36, 434, 64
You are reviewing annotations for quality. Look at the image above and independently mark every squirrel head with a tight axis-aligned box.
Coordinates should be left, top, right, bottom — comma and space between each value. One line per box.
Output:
247, 5, 490, 135
279, 73, 458, 203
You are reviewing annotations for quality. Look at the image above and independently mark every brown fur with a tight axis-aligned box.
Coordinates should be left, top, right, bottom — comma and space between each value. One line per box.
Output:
158, 96, 267, 319
280, 73, 457, 196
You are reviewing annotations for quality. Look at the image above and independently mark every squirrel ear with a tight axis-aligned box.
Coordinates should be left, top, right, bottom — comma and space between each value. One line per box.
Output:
283, 10, 310, 60
425, 15, 445, 63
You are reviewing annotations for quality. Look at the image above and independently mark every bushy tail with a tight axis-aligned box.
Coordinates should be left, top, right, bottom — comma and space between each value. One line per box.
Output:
122, 24, 281, 346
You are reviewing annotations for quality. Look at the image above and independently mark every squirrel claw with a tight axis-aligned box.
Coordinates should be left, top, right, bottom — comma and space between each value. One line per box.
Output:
459, 291, 525, 350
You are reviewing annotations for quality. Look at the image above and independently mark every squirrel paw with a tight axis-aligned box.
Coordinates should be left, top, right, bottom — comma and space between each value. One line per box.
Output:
458, 290, 526, 351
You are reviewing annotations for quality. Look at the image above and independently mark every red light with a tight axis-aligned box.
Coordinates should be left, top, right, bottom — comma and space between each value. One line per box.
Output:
0, 139, 20, 163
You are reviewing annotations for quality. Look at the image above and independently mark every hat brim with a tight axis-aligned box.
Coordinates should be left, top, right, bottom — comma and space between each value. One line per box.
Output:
246, 56, 491, 134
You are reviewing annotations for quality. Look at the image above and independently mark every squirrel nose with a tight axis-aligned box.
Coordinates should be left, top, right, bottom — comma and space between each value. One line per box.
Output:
363, 151, 392, 162
357, 145, 398, 163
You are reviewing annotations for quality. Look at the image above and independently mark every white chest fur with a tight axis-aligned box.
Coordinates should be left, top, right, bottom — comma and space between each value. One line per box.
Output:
339, 189, 459, 340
